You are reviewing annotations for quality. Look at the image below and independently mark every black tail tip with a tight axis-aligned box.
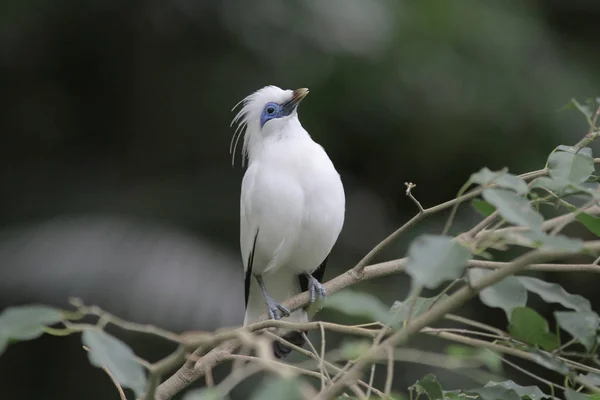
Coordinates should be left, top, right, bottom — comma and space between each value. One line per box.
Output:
272, 331, 307, 359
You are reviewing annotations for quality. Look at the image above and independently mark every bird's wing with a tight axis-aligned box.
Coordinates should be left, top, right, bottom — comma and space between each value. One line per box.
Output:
240, 164, 259, 308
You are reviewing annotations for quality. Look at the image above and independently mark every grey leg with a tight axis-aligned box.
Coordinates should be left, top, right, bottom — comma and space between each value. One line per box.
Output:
255, 275, 291, 320
304, 273, 327, 303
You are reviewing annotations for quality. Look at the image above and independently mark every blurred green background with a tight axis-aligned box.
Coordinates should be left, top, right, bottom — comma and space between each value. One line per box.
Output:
0, 0, 599, 398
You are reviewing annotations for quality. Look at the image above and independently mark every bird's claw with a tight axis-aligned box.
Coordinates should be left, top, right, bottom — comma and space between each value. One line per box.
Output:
265, 296, 291, 320
307, 276, 327, 304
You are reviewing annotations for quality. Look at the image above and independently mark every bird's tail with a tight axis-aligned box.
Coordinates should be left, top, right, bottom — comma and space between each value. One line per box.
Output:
244, 267, 307, 358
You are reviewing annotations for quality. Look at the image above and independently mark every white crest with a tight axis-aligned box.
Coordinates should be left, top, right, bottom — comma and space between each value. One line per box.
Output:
229, 85, 295, 167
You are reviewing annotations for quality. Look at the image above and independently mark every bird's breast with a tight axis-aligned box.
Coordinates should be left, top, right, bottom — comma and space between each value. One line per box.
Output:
244, 137, 345, 274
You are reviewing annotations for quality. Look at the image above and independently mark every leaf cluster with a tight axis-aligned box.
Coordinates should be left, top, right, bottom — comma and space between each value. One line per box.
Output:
2, 99, 600, 400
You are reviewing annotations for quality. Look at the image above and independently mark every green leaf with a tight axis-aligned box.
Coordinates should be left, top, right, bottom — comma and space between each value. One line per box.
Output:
445, 345, 502, 373
389, 295, 448, 326
517, 277, 592, 312
82, 330, 147, 397
250, 376, 303, 400
409, 374, 443, 400
443, 391, 470, 400
469, 386, 521, 400
482, 188, 544, 231
468, 268, 527, 320
471, 167, 529, 195
518, 231, 584, 252
472, 199, 496, 217
579, 373, 600, 386
530, 176, 576, 194
0, 305, 63, 340
0, 305, 63, 356
469, 380, 552, 400
324, 290, 391, 324
183, 388, 228, 400
548, 147, 595, 184
337, 396, 405, 400
405, 235, 471, 290
508, 307, 560, 351
530, 176, 598, 199
576, 212, 600, 237
480, 380, 550, 400
555, 311, 599, 351
565, 389, 600, 400
529, 349, 570, 374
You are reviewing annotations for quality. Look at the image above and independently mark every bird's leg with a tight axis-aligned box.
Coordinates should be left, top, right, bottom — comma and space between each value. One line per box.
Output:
255, 275, 291, 320
304, 273, 327, 304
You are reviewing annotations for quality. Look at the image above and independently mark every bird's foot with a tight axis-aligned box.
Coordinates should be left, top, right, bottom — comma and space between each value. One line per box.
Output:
255, 274, 290, 320
264, 295, 291, 320
306, 274, 327, 304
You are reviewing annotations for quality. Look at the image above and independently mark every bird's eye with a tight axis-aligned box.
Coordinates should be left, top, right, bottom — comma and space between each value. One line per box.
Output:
266, 107, 275, 115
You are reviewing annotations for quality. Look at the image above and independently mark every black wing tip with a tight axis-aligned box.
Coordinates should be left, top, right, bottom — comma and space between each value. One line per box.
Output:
313, 255, 328, 283
244, 228, 260, 309
272, 331, 307, 359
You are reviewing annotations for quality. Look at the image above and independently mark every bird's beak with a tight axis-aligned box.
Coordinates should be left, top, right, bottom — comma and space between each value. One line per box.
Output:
292, 88, 309, 103
282, 88, 309, 114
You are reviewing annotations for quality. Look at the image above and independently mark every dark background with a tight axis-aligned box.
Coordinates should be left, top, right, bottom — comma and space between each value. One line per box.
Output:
0, 1, 599, 399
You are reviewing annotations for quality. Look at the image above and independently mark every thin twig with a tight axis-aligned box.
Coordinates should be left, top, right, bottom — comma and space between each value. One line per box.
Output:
442, 180, 473, 235
69, 299, 184, 344
590, 104, 600, 130
365, 364, 376, 399
552, 338, 578, 355
444, 314, 509, 337
405, 284, 424, 326
426, 331, 600, 380
574, 104, 600, 151
423, 327, 509, 342
216, 362, 264, 396
430, 278, 464, 309
349, 383, 367, 400
326, 347, 485, 370
103, 365, 127, 400
353, 168, 548, 272
353, 183, 425, 272
82, 345, 127, 400
550, 198, 599, 236
205, 368, 214, 388
226, 354, 323, 380
264, 332, 386, 398
467, 260, 600, 273
501, 357, 566, 391
384, 346, 394, 395
465, 210, 499, 239
319, 323, 330, 384
315, 242, 600, 399
301, 331, 330, 388
405, 182, 425, 213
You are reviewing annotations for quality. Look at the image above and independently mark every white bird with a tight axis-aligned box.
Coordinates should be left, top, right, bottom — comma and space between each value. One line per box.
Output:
230, 85, 345, 357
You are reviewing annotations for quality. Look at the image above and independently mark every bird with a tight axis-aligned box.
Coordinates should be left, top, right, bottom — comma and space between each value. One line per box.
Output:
230, 85, 345, 358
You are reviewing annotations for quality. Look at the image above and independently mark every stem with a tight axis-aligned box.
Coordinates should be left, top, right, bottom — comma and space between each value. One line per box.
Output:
315, 243, 600, 399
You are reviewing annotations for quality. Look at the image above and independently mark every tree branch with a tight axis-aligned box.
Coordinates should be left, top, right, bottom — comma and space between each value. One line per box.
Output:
151, 157, 600, 399
315, 241, 600, 399
353, 168, 548, 272
153, 237, 600, 400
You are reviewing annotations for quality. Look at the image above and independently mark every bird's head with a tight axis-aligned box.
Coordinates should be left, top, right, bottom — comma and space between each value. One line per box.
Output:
230, 85, 309, 166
